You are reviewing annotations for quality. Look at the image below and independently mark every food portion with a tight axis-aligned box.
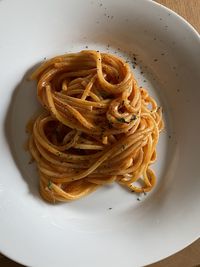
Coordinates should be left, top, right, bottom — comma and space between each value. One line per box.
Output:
27, 50, 164, 203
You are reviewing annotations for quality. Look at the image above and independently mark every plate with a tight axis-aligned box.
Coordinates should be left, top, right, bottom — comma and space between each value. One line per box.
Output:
0, 0, 200, 266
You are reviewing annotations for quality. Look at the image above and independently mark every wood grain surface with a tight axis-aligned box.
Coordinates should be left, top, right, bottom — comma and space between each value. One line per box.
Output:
156, 0, 200, 33
0, 0, 199, 267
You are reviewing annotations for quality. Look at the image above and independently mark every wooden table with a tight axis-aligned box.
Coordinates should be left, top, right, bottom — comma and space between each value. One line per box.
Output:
1, 0, 200, 266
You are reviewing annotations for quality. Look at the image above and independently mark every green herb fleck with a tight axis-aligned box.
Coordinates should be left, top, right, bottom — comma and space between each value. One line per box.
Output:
48, 180, 52, 190
101, 90, 110, 98
116, 117, 129, 124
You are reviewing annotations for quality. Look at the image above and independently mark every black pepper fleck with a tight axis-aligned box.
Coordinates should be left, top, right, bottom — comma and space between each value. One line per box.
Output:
131, 115, 137, 121
154, 59, 158, 62
108, 207, 112, 210
85, 45, 88, 48
108, 121, 113, 129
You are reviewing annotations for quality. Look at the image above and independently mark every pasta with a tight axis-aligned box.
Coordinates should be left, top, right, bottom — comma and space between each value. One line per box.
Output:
27, 50, 164, 203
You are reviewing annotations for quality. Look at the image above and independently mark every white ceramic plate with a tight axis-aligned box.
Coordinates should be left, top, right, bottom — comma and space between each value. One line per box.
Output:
0, 0, 199, 266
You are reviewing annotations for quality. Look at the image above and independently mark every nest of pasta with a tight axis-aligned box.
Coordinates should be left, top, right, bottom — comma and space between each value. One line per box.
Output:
27, 50, 164, 203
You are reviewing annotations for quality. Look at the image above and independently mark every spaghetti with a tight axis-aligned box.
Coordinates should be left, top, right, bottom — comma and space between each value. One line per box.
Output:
27, 50, 164, 203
